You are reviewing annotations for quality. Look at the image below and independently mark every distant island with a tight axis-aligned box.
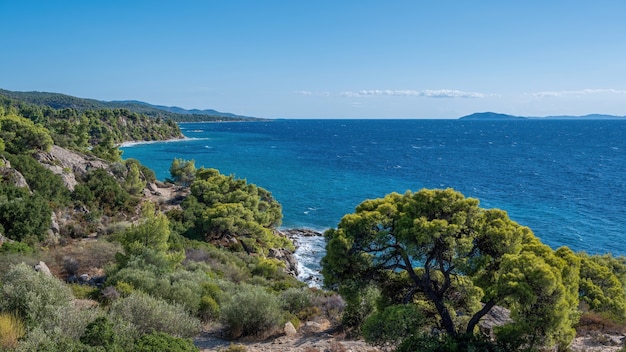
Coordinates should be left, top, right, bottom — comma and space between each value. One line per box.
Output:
460, 111, 626, 120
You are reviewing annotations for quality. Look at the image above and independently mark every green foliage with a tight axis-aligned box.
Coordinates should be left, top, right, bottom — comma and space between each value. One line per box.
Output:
109, 292, 201, 338
397, 333, 508, 352
124, 162, 146, 195
578, 252, 626, 321
220, 285, 283, 338
0, 240, 34, 254
169, 158, 196, 186
177, 167, 289, 255
119, 202, 171, 255
0, 263, 73, 328
362, 304, 425, 347
321, 188, 579, 349
134, 332, 199, 352
0, 113, 53, 154
80, 316, 119, 350
91, 135, 122, 162
0, 183, 51, 242
73, 168, 135, 216
5, 153, 71, 206
199, 295, 220, 321
279, 287, 315, 316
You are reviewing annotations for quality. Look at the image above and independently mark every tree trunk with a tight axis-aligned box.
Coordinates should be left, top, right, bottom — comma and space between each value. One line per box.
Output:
466, 299, 496, 335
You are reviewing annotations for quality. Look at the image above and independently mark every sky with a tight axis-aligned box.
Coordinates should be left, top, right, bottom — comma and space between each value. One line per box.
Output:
2, 1, 626, 119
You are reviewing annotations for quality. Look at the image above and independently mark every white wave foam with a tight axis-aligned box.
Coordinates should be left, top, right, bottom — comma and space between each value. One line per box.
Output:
292, 234, 326, 287
119, 137, 207, 147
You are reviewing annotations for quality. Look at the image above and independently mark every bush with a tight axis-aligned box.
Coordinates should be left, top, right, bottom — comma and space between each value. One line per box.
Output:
220, 285, 283, 338
0, 184, 51, 242
199, 295, 220, 322
109, 292, 201, 338
80, 316, 119, 350
134, 332, 199, 352
279, 287, 314, 316
362, 304, 425, 347
0, 263, 73, 328
0, 312, 25, 350
0, 241, 33, 254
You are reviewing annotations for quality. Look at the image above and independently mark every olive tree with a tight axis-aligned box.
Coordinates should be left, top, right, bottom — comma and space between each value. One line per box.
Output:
322, 188, 578, 350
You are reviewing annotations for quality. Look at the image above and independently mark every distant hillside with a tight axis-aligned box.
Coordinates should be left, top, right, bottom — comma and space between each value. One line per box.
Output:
459, 112, 526, 120
0, 89, 259, 122
459, 112, 626, 120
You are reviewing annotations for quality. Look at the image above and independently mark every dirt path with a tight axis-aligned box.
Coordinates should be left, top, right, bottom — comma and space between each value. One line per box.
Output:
194, 331, 380, 352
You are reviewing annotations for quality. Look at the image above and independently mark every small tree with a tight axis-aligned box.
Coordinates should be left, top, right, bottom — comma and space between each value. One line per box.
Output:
169, 158, 196, 186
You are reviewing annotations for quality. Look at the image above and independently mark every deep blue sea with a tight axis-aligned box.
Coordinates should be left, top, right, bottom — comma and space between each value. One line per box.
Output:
122, 119, 626, 279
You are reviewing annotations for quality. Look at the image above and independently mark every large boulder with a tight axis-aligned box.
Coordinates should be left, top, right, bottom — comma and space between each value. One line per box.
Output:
0, 158, 30, 189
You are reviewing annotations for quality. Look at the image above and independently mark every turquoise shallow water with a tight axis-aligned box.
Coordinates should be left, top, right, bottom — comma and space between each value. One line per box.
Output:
122, 119, 626, 258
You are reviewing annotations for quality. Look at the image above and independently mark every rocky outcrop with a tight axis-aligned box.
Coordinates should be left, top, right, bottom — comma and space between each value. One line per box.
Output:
35, 145, 109, 190
268, 247, 299, 277
34, 261, 52, 276
0, 157, 30, 190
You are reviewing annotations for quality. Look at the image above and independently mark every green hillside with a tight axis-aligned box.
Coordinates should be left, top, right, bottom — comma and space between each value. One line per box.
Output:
0, 89, 260, 122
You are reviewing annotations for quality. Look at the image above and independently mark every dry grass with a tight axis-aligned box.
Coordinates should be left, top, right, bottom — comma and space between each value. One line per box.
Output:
577, 312, 626, 335
0, 312, 25, 350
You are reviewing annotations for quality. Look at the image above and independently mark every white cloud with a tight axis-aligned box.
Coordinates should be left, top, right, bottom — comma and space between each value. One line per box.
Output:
295, 90, 331, 97
339, 89, 485, 98
531, 88, 626, 98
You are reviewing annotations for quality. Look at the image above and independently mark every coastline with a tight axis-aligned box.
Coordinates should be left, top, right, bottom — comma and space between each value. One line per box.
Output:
118, 136, 206, 148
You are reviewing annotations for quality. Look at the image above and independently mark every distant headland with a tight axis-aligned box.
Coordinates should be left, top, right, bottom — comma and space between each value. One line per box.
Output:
459, 111, 626, 120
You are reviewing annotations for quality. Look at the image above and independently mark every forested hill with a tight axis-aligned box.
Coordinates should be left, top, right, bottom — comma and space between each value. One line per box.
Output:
0, 89, 259, 122
0, 93, 183, 153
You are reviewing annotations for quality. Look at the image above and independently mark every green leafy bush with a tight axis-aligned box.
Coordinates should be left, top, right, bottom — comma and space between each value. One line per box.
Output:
0, 263, 73, 328
220, 285, 283, 338
0, 184, 51, 242
5, 153, 71, 206
109, 292, 201, 338
279, 287, 314, 316
362, 304, 425, 347
80, 316, 120, 350
134, 332, 199, 352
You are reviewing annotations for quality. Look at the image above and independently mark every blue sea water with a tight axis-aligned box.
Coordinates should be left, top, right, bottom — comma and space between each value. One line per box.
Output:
122, 119, 626, 261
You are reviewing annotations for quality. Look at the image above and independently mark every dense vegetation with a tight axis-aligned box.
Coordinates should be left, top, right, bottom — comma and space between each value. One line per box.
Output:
0, 103, 340, 351
323, 189, 626, 351
1, 92, 626, 351
0, 89, 259, 122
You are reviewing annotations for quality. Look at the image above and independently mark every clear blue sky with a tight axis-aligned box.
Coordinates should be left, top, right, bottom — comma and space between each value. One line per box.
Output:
2, 1, 626, 118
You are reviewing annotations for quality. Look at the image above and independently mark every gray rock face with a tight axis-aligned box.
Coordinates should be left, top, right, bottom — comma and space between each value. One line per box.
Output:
268, 247, 299, 277
0, 161, 30, 190
35, 145, 109, 191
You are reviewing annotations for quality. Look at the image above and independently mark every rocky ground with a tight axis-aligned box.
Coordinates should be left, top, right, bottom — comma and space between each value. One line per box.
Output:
193, 328, 624, 352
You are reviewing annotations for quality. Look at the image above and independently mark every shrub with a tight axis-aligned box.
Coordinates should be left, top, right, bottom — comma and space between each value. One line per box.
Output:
134, 332, 199, 352
0, 312, 25, 350
69, 283, 99, 299
80, 316, 119, 349
0, 184, 51, 242
279, 287, 314, 316
312, 292, 345, 325
362, 304, 425, 347
0, 263, 73, 328
109, 292, 201, 338
220, 285, 283, 338
0, 241, 33, 254
199, 295, 220, 322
